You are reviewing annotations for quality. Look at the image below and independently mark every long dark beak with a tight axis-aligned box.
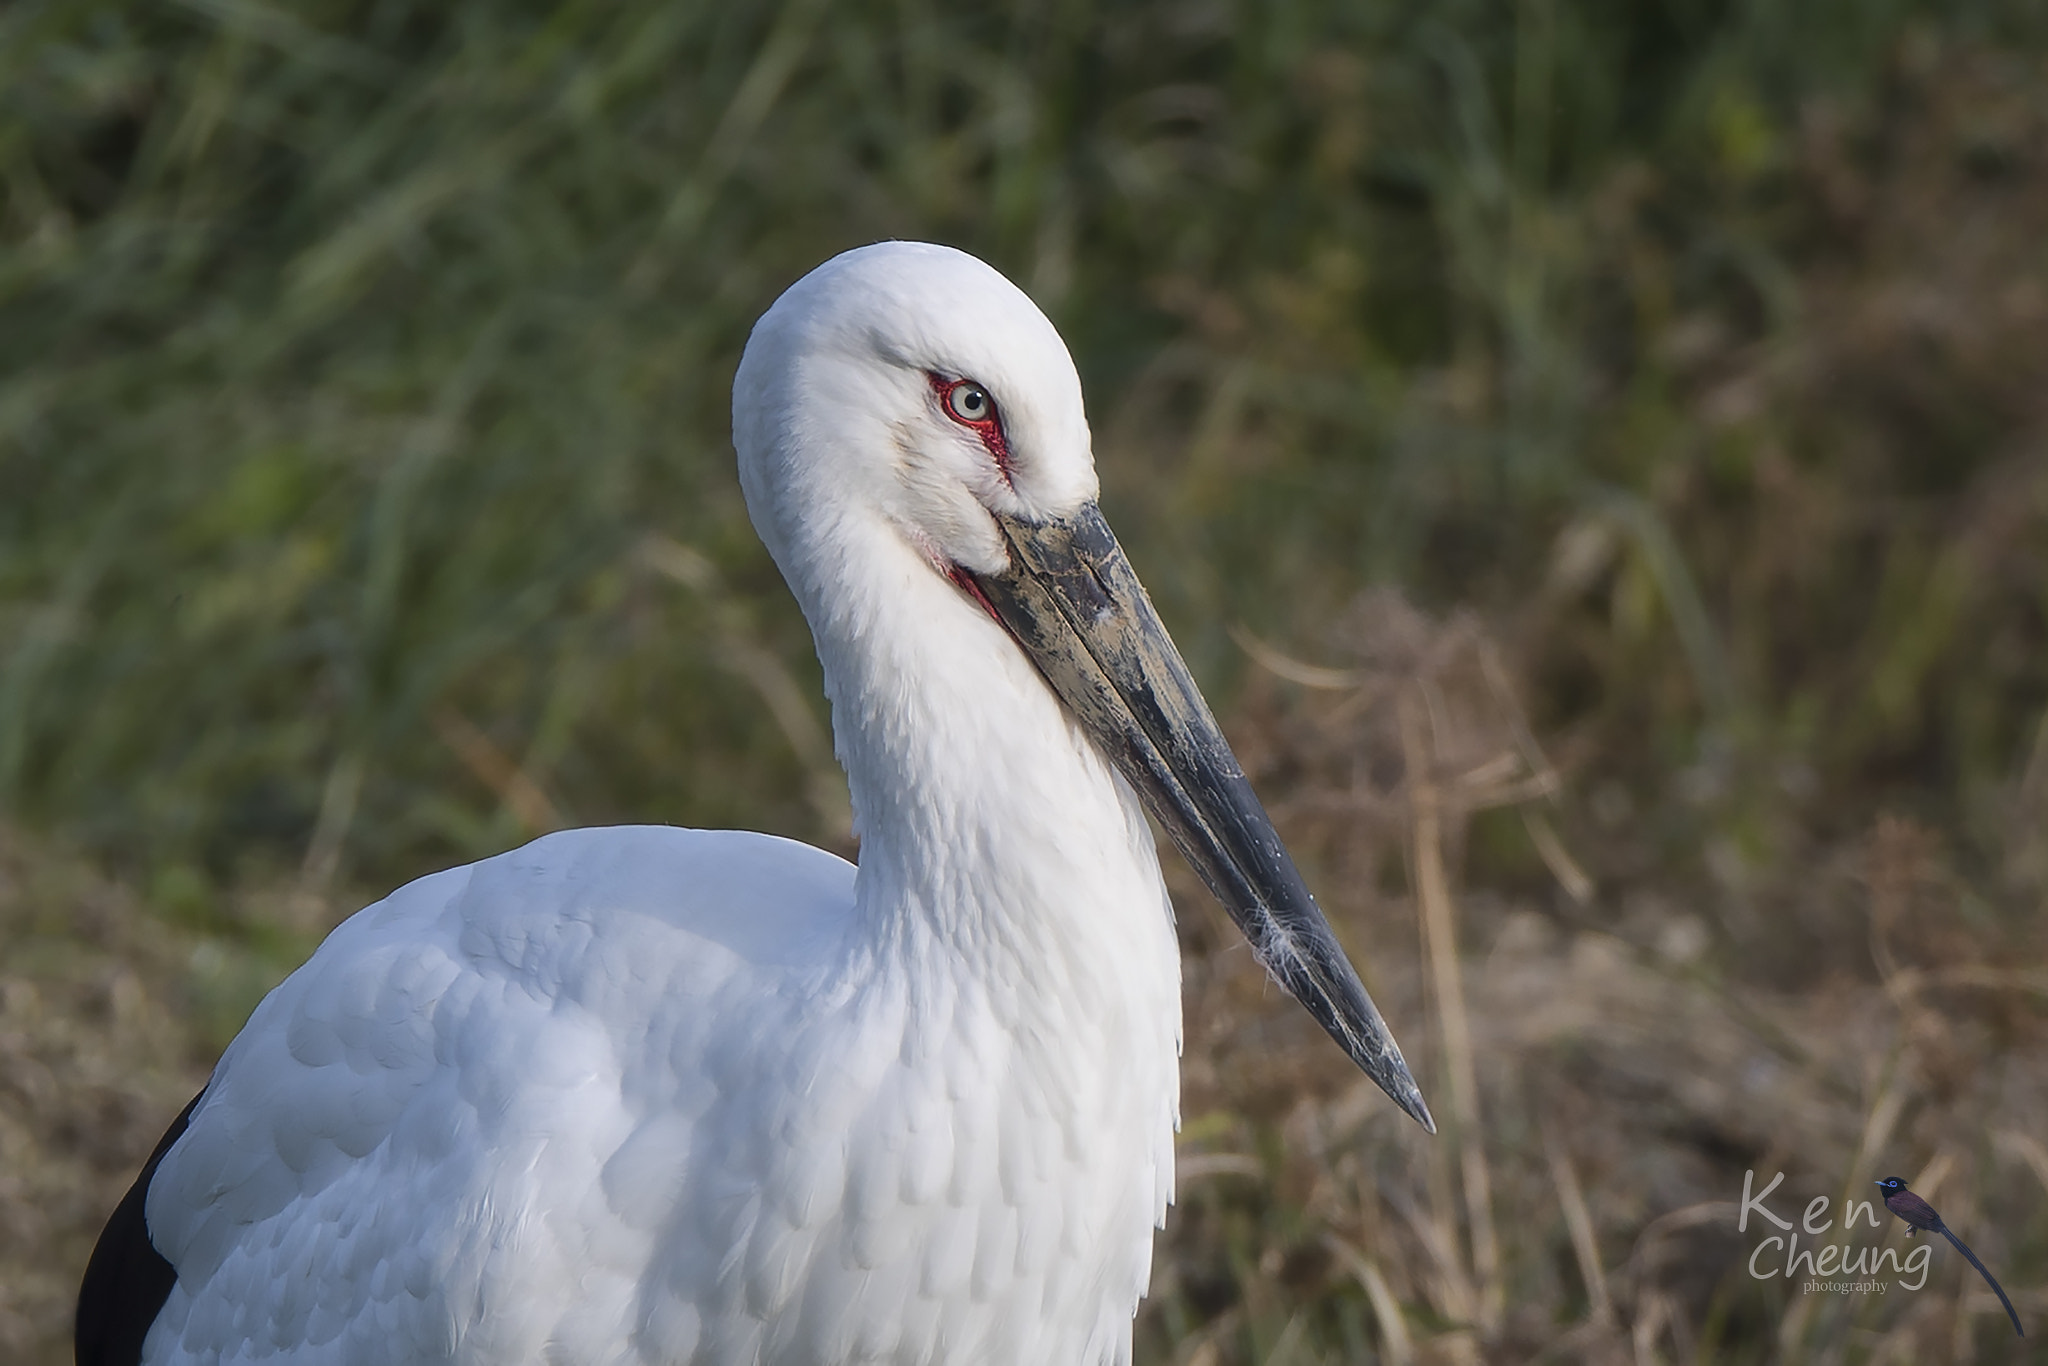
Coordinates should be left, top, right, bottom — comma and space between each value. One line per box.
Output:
973, 502, 1434, 1133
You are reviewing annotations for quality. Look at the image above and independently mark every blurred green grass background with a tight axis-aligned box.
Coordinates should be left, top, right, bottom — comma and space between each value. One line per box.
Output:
4, 0, 2048, 1361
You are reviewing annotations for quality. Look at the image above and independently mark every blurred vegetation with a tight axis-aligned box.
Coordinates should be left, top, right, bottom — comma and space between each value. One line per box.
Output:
5, 0, 2048, 1361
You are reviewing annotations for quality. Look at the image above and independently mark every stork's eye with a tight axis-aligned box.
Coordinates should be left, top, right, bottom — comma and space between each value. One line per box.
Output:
926, 371, 1014, 486
944, 380, 993, 424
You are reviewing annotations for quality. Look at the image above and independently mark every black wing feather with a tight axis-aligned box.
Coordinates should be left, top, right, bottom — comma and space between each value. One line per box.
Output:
76, 1088, 205, 1366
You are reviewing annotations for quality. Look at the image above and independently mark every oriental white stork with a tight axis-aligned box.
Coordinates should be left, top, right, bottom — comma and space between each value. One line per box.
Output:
78, 241, 1431, 1366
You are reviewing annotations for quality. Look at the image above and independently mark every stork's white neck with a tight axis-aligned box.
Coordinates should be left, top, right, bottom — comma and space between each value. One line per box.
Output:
801, 519, 1168, 976
759, 513, 1178, 1364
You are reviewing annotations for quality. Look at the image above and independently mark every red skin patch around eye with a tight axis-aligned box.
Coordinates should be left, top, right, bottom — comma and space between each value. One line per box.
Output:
927, 372, 1014, 486
925, 373, 1019, 631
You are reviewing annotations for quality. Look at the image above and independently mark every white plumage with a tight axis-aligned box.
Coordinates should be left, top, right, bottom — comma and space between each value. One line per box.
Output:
99, 241, 1425, 1366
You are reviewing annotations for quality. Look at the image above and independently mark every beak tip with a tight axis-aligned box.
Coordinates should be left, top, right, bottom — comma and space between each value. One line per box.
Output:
1348, 1029, 1433, 1133
1382, 1065, 1435, 1134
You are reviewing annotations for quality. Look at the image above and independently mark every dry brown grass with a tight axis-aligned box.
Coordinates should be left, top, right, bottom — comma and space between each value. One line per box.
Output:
1145, 594, 2048, 1363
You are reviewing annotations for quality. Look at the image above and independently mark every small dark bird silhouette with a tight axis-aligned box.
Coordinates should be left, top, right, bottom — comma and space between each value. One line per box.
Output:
1876, 1177, 2023, 1336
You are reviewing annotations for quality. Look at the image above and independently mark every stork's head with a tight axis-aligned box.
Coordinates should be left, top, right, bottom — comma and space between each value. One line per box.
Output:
734, 240, 1096, 589
733, 241, 1433, 1134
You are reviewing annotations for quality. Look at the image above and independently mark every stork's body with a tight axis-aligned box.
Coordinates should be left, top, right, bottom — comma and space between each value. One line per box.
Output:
82, 242, 1425, 1366
146, 816, 1173, 1364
